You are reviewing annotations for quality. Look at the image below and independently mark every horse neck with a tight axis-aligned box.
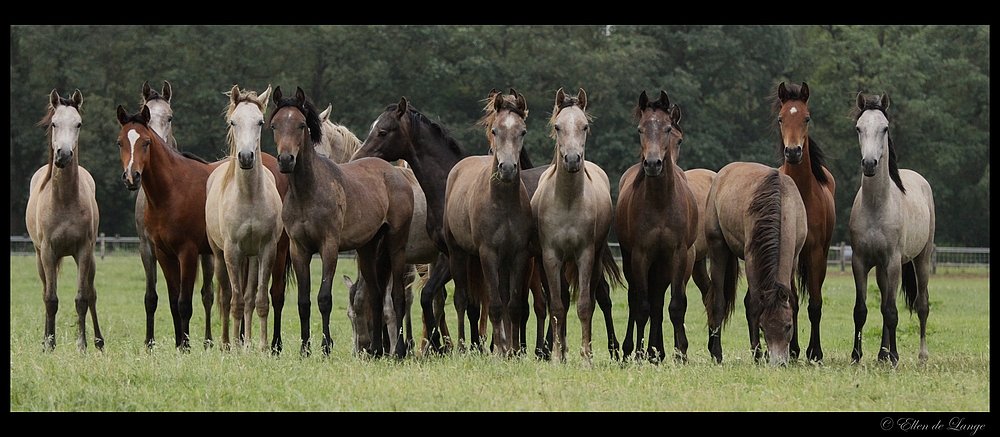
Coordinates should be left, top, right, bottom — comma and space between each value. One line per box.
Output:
139, 135, 185, 205
232, 146, 267, 194
404, 129, 465, 219
781, 136, 817, 187
45, 143, 81, 200
638, 161, 680, 201
286, 136, 328, 195
552, 151, 587, 197
859, 153, 894, 208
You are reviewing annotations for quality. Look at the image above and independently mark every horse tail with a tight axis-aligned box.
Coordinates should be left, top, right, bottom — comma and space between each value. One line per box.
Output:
705, 247, 740, 327
796, 256, 809, 302
565, 262, 580, 303
601, 243, 624, 290
746, 170, 791, 317
901, 260, 918, 313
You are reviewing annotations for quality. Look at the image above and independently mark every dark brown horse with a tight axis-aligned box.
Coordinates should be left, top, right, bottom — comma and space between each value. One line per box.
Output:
269, 86, 413, 358
773, 82, 836, 362
615, 90, 699, 362
704, 162, 807, 366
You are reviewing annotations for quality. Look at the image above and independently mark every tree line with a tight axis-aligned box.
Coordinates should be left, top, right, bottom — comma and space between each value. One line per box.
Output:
9, 25, 989, 247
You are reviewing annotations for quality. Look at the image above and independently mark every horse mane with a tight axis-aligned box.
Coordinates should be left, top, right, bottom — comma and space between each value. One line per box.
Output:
851, 95, 906, 193
386, 103, 466, 159
271, 94, 323, 145
770, 83, 830, 186
325, 122, 362, 163
745, 170, 792, 324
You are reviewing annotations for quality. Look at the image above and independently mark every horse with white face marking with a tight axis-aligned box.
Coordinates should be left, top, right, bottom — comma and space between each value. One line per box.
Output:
206, 85, 283, 351
849, 92, 935, 366
26, 89, 103, 351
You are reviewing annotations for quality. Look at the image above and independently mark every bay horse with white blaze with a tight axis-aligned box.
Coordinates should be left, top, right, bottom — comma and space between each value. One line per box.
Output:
26, 89, 103, 351
849, 92, 935, 366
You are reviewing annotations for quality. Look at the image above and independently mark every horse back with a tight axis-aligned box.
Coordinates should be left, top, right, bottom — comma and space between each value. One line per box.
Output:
336, 157, 414, 250
898, 169, 936, 261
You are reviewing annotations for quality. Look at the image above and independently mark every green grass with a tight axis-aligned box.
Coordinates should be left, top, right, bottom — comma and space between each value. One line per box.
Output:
9, 255, 990, 411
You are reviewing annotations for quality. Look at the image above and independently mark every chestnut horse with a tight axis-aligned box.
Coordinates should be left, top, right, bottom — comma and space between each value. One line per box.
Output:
615, 90, 699, 362
269, 86, 413, 358
532, 88, 620, 365
773, 82, 836, 362
704, 162, 807, 366
26, 89, 103, 351
850, 92, 935, 366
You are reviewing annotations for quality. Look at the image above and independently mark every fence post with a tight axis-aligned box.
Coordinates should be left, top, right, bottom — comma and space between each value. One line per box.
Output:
931, 245, 937, 275
840, 241, 846, 272
100, 233, 106, 260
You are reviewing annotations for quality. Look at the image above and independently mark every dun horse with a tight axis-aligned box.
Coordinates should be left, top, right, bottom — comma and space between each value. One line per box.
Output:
205, 85, 283, 351
532, 88, 620, 364
773, 82, 836, 362
615, 90, 699, 362
704, 162, 807, 366
849, 92, 935, 366
270, 86, 413, 358
26, 89, 103, 351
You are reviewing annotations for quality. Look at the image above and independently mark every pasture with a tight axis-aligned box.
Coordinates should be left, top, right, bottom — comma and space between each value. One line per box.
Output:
9, 254, 989, 412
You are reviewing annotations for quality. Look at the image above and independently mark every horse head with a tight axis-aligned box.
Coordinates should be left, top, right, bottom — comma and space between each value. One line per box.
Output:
485, 88, 527, 183
269, 86, 321, 173
142, 80, 174, 147
43, 89, 83, 169
854, 91, 891, 178
227, 84, 271, 169
357, 96, 417, 163
635, 90, 682, 177
116, 104, 156, 191
550, 87, 589, 174
776, 82, 811, 165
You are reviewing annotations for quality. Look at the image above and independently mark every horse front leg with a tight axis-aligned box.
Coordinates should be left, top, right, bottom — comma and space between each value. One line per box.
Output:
419, 256, 451, 355
448, 248, 472, 353
37, 248, 59, 351
270, 231, 290, 354
318, 246, 342, 357
851, 256, 871, 363
136, 197, 158, 349
668, 252, 693, 362
177, 249, 202, 351
213, 247, 233, 350
200, 253, 215, 349
876, 260, 901, 366
805, 246, 827, 363
74, 249, 103, 351
576, 250, 598, 366
289, 242, 313, 357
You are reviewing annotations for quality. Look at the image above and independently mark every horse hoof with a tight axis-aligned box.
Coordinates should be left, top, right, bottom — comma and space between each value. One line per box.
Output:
95, 337, 105, 351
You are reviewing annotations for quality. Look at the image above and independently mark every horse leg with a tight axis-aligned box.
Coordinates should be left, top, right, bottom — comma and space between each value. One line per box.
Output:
244, 257, 262, 350
466, 255, 485, 352
387, 232, 410, 359
804, 246, 827, 362
257, 249, 276, 353
72, 249, 100, 351
912, 252, 932, 362
319, 245, 345, 357
530, 258, 550, 360
706, 244, 734, 364
177, 249, 201, 351
668, 252, 693, 362
691, 257, 711, 306
420, 255, 451, 354
508, 251, 531, 357
595, 273, 618, 361
156, 247, 184, 349
542, 251, 567, 363
630, 252, 652, 362
875, 261, 901, 366
80, 249, 104, 351
745, 289, 764, 364
200, 253, 215, 349
619, 248, 638, 360
214, 247, 233, 350
289, 242, 313, 356
270, 232, 290, 354
851, 256, 871, 363
576, 250, 598, 366
448, 247, 472, 353
136, 197, 158, 349
648, 265, 669, 363
36, 249, 59, 351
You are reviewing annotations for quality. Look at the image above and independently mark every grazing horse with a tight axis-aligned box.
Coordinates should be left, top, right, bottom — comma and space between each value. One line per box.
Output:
205, 85, 283, 351
442, 89, 535, 355
704, 162, 807, 366
615, 90, 699, 362
135, 81, 217, 348
532, 88, 619, 365
269, 86, 413, 358
26, 89, 103, 351
849, 92, 935, 366
773, 82, 836, 362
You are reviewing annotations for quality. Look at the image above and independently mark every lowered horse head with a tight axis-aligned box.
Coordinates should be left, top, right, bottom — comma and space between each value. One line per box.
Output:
141, 80, 175, 148
633, 90, 682, 177
225, 84, 271, 170
269, 86, 322, 173
116, 104, 160, 191
549, 87, 590, 173
39, 89, 84, 170
478, 88, 527, 183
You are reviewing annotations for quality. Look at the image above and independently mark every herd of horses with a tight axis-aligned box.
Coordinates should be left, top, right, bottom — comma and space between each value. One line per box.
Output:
24, 81, 936, 367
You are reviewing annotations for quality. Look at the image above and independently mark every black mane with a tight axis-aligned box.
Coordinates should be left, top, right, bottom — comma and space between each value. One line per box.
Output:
272, 94, 323, 145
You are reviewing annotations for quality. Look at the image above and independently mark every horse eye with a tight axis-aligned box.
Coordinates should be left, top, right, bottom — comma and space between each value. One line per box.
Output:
231, 121, 236, 126
520, 129, 526, 137
583, 125, 589, 132
677, 138, 683, 145
805, 117, 811, 123
77, 123, 82, 129
51, 123, 56, 128
378, 130, 387, 138
554, 125, 561, 132
777, 118, 783, 124
167, 116, 173, 123
258, 120, 264, 127
637, 128, 643, 134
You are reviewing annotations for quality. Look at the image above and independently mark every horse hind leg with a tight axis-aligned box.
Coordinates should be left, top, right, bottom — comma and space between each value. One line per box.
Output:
138, 229, 159, 348
75, 249, 103, 351
200, 253, 215, 348
907, 255, 932, 363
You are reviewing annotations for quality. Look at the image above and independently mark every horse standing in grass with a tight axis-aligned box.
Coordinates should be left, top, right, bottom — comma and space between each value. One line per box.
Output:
615, 90, 699, 362
704, 162, 807, 366
849, 92, 935, 366
205, 85, 283, 351
26, 89, 103, 351
532, 88, 619, 365
773, 82, 836, 362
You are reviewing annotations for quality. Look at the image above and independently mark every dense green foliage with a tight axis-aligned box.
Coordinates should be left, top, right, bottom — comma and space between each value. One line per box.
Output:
9, 25, 989, 246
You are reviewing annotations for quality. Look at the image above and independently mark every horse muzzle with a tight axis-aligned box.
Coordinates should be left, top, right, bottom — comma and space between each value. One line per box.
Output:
238, 150, 255, 170
53, 150, 73, 169
642, 158, 664, 177
496, 162, 518, 183
784, 146, 803, 164
122, 171, 141, 191
563, 153, 582, 173
277, 154, 296, 173
862, 158, 878, 177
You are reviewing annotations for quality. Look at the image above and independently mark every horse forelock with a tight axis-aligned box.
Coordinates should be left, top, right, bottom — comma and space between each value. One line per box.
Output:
479, 94, 528, 139
852, 98, 905, 193
272, 95, 322, 144
746, 170, 786, 311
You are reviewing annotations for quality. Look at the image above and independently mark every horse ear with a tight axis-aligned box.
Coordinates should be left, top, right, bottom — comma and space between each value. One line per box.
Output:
638, 90, 649, 110
515, 91, 527, 114
141, 105, 152, 124
856, 92, 866, 111
396, 97, 409, 118
162, 81, 172, 102
49, 89, 60, 108
577, 88, 587, 110
777, 82, 789, 103
555, 87, 566, 107
800, 82, 810, 103
230, 85, 241, 105
343, 275, 354, 290
492, 91, 505, 113
670, 103, 682, 125
658, 90, 670, 108
295, 87, 306, 106
259, 85, 272, 110
879, 92, 890, 111
320, 103, 332, 122
116, 105, 129, 126
72, 89, 83, 108
142, 81, 152, 101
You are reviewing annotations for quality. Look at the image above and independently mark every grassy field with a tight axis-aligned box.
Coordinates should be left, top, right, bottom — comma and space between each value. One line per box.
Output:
9, 254, 990, 412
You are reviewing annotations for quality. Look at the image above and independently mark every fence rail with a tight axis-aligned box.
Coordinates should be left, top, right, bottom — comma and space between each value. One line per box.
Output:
11, 236, 988, 273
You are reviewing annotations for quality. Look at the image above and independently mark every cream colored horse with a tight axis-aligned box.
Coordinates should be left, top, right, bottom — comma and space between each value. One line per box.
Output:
26, 89, 103, 351
532, 88, 615, 365
206, 85, 282, 351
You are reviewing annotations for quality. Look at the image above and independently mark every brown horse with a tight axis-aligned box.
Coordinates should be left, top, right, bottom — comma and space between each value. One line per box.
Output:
615, 90, 699, 362
532, 88, 619, 365
443, 89, 535, 355
26, 89, 103, 351
773, 82, 836, 362
684, 168, 717, 303
704, 162, 807, 366
269, 86, 413, 358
